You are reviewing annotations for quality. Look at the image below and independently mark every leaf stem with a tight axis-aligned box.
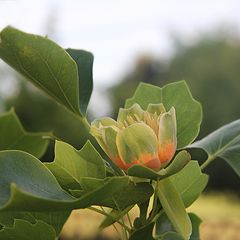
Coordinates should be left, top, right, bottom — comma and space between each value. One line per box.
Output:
200, 155, 215, 170
88, 207, 131, 232
126, 212, 133, 229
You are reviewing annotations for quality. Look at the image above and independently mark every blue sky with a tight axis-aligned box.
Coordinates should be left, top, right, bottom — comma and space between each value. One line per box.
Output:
0, 0, 240, 115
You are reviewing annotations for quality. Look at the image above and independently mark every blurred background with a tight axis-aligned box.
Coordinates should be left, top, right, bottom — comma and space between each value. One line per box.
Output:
0, 0, 240, 239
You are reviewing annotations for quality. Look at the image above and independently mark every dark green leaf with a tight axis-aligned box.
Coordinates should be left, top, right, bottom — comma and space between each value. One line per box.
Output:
125, 81, 202, 148
189, 213, 201, 240
79, 177, 153, 210
158, 232, 183, 240
190, 119, 240, 176
31, 211, 70, 236
171, 161, 208, 207
0, 211, 70, 236
128, 151, 191, 180
129, 222, 154, 240
0, 212, 35, 227
0, 109, 49, 158
0, 219, 56, 240
155, 212, 174, 236
66, 49, 93, 115
155, 212, 201, 240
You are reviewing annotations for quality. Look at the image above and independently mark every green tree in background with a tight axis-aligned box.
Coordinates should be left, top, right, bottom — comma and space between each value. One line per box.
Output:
109, 56, 168, 117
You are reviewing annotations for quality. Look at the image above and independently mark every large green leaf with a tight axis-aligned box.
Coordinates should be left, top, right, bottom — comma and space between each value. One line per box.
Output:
156, 178, 192, 240
0, 109, 49, 158
190, 119, 240, 176
0, 219, 56, 240
0, 150, 75, 210
0, 150, 152, 212
125, 81, 202, 148
171, 161, 208, 207
46, 140, 106, 190
128, 150, 191, 180
76, 177, 153, 210
0, 26, 93, 116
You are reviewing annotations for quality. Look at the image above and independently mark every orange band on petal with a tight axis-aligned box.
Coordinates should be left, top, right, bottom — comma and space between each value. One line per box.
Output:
112, 156, 128, 170
158, 142, 176, 165
115, 153, 161, 171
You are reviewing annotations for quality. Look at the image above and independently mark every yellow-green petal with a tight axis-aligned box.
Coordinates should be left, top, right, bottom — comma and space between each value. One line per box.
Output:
116, 123, 160, 169
117, 103, 144, 125
158, 107, 177, 164
90, 118, 121, 161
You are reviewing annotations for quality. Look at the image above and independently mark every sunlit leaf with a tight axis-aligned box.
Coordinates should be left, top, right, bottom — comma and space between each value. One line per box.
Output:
46, 140, 106, 190
125, 81, 202, 148
171, 161, 208, 207
156, 178, 192, 239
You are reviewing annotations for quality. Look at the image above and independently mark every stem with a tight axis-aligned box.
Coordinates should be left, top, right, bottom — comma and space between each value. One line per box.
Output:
148, 181, 160, 222
77, 115, 91, 131
126, 212, 133, 229
100, 207, 121, 238
120, 216, 129, 240
88, 207, 131, 232
201, 155, 216, 170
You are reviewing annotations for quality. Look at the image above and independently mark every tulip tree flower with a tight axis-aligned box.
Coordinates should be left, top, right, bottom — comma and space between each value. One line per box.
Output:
90, 103, 177, 171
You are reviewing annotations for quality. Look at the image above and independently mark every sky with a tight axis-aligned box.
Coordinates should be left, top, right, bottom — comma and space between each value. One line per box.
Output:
0, 0, 240, 115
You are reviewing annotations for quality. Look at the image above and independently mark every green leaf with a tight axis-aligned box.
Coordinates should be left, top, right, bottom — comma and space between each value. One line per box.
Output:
190, 119, 240, 176
0, 219, 56, 240
189, 213, 201, 240
156, 178, 192, 240
0, 212, 35, 227
155, 212, 175, 236
158, 232, 183, 240
46, 140, 106, 190
78, 177, 153, 210
125, 81, 202, 148
155, 212, 201, 240
128, 150, 191, 180
0, 151, 151, 212
171, 161, 208, 207
0, 109, 50, 158
0, 211, 70, 236
129, 222, 155, 240
0, 150, 75, 210
0, 26, 93, 116
66, 49, 93, 115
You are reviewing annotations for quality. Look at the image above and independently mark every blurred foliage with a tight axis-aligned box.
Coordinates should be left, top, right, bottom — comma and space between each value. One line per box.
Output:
108, 31, 240, 191
4, 78, 90, 161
